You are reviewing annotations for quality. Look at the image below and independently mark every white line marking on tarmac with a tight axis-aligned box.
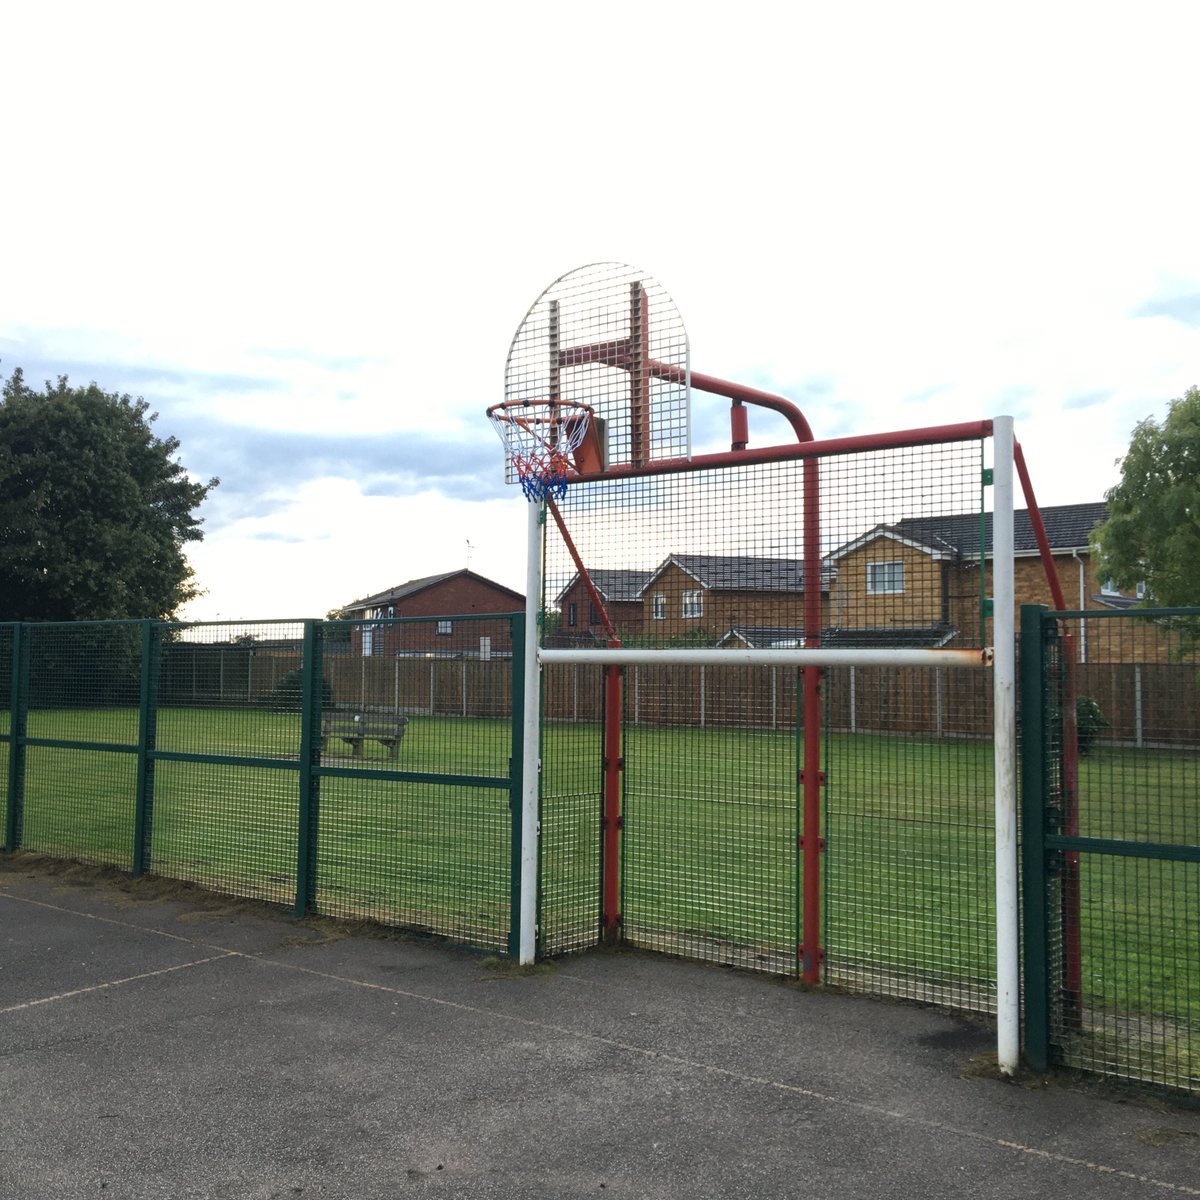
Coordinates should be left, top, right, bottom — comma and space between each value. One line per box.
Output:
0, 954, 237, 1014
3, 886, 1196, 1196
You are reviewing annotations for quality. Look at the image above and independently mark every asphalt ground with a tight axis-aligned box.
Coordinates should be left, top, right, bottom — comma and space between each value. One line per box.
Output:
2, 854, 1198, 1200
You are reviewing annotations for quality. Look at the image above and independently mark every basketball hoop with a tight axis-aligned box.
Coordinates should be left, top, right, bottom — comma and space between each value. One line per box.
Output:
487, 399, 598, 502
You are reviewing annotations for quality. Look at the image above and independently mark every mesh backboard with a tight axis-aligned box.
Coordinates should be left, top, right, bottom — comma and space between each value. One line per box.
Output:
504, 263, 690, 476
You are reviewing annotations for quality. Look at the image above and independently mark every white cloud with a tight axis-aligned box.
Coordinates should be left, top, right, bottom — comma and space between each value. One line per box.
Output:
180, 479, 527, 620
3, 0, 1200, 620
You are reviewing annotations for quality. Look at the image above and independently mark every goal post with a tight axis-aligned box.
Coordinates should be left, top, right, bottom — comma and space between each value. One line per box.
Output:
496, 261, 1025, 1077
991, 414, 1019, 1076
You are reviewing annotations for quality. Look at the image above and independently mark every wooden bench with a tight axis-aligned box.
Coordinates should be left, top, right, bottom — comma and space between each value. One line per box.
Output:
320, 711, 409, 759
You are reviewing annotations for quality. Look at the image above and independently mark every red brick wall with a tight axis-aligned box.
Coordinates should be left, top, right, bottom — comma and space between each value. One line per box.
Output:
350, 575, 523, 657
557, 578, 643, 639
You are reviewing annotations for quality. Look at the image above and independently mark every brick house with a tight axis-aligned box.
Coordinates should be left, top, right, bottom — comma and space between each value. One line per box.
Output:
639, 554, 832, 642
824, 502, 1158, 661
554, 569, 652, 642
338, 570, 524, 657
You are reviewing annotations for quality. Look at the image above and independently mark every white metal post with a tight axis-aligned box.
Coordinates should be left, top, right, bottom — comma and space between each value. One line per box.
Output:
519, 500, 542, 964
992, 415, 1019, 1076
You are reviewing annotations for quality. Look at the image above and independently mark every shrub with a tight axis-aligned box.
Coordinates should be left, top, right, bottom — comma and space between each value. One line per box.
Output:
261, 668, 333, 712
1075, 695, 1109, 756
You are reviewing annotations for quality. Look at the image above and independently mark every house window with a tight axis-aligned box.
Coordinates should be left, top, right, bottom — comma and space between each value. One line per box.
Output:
362, 628, 374, 657
1136, 581, 1147, 599
867, 561, 904, 595
437, 620, 452, 635
590, 604, 600, 625
652, 593, 666, 620
1102, 579, 1120, 596
682, 589, 703, 618
568, 603, 577, 627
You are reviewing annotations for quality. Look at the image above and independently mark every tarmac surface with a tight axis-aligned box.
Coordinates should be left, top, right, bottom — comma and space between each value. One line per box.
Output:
2, 854, 1199, 1200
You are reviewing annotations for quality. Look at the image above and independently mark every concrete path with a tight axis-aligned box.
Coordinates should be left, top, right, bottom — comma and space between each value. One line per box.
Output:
2, 856, 1198, 1199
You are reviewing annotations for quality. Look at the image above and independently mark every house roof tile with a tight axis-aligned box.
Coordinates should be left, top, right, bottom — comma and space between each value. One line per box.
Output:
653, 554, 833, 593
342, 570, 524, 614
859, 502, 1108, 559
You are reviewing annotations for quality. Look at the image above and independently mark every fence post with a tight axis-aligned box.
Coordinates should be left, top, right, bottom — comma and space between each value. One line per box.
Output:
5, 624, 28, 852
132, 621, 162, 878
294, 621, 324, 917
1019, 604, 1051, 1072
1134, 664, 1143, 748
508, 615, 525, 959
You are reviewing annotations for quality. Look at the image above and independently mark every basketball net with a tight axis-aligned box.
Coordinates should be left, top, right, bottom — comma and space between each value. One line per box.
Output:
487, 400, 594, 503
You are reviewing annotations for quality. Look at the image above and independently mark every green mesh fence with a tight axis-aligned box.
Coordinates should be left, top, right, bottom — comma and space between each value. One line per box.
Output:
539, 435, 991, 993
0, 623, 11, 850
12, 623, 145, 868
1, 615, 523, 955
621, 665, 799, 972
823, 666, 995, 1011
314, 623, 518, 952
1027, 608, 1200, 1096
538, 662, 603, 955
21, 746, 138, 869
316, 777, 511, 950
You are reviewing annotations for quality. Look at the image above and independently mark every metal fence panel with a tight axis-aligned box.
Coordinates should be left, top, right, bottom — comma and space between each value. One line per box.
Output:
824, 666, 996, 1011
538, 663, 603, 955
621, 665, 798, 972
21, 746, 138, 869
151, 759, 299, 905
0, 614, 523, 957
1025, 606, 1200, 1096
316, 777, 512, 951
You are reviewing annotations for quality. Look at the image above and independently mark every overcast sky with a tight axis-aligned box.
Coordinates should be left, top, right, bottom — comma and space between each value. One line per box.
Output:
2, 1, 1198, 621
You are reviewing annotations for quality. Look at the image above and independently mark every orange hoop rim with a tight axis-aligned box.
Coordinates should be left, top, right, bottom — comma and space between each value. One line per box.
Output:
486, 398, 597, 425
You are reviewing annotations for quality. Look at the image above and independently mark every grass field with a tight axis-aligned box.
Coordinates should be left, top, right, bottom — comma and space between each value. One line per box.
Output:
3, 705, 1198, 1060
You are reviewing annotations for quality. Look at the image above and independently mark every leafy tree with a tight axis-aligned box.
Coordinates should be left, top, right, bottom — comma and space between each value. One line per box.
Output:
0, 368, 218, 620
1091, 385, 1200, 607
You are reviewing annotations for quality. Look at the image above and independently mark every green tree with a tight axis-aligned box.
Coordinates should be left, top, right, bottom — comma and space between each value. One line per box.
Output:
1091, 385, 1200, 607
0, 368, 218, 620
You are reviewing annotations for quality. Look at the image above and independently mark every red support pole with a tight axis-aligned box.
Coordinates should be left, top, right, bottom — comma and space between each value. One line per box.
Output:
730, 400, 749, 450
543, 497, 625, 943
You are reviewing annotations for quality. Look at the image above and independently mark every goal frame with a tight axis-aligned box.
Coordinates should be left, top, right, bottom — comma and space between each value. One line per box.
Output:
515, 405, 1020, 1072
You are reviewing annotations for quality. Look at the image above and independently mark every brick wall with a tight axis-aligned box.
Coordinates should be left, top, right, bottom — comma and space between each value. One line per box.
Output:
351, 575, 523, 657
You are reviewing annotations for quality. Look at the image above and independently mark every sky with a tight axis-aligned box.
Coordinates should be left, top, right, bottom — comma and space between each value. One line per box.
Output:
2, 1, 1199, 622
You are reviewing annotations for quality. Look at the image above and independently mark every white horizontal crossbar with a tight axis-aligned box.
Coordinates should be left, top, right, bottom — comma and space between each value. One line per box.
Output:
538, 647, 993, 669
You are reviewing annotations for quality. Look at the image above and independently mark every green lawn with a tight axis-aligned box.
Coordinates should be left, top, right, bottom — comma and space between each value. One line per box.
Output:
3, 707, 1198, 1053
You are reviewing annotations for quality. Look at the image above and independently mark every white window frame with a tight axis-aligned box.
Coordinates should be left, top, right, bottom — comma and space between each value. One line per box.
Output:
436, 619, 452, 635
866, 560, 905, 595
652, 593, 666, 620
682, 589, 703, 619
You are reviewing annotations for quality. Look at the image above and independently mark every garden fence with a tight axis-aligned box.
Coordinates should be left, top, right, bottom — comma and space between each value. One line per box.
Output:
1021, 604, 1200, 1096
1, 616, 525, 955
4, 607, 1198, 1097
